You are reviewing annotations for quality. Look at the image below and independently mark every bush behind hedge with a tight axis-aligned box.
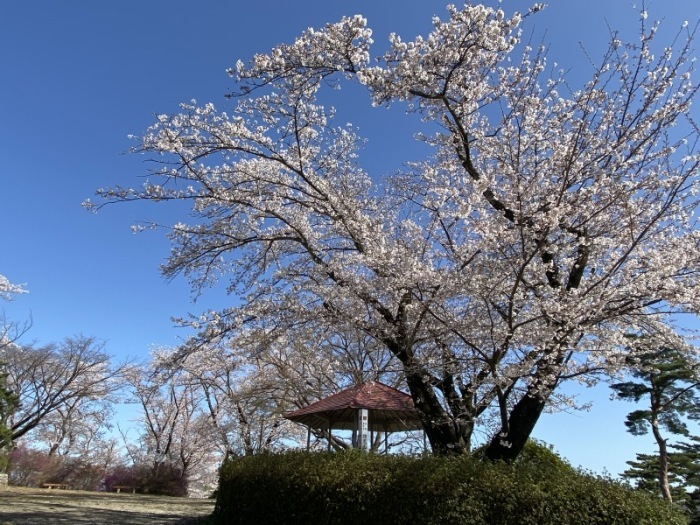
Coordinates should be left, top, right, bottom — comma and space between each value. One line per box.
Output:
215, 445, 687, 525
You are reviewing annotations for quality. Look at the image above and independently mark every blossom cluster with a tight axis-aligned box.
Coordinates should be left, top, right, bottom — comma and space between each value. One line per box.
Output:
94, 3, 700, 454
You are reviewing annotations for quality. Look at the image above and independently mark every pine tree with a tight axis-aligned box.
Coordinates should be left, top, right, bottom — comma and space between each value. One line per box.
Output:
622, 438, 700, 523
611, 344, 700, 502
0, 365, 19, 472
622, 447, 699, 499
672, 437, 700, 524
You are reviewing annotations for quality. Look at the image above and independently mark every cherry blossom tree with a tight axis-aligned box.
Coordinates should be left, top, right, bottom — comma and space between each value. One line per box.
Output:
166, 343, 299, 457
170, 327, 401, 455
30, 395, 115, 458
92, 4, 700, 460
123, 359, 220, 495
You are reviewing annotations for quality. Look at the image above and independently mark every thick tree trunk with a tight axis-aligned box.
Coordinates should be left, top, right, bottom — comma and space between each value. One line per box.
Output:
384, 316, 472, 455
484, 344, 570, 462
404, 372, 470, 455
484, 391, 547, 462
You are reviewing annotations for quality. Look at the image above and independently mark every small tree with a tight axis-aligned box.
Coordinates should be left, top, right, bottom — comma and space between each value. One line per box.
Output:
611, 344, 700, 501
0, 371, 18, 472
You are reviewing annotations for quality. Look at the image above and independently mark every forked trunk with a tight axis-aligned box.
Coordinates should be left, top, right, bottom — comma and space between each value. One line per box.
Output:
404, 372, 470, 455
484, 392, 547, 462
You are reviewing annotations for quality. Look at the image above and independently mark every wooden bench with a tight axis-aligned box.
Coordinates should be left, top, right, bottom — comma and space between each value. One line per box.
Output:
42, 483, 69, 490
113, 485, 136, 494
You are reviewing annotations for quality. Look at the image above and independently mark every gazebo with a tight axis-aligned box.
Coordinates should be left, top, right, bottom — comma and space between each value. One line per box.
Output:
284, 381, 425, 452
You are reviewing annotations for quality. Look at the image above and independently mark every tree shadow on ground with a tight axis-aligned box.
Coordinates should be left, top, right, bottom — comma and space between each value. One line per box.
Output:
0, 488, 214, 525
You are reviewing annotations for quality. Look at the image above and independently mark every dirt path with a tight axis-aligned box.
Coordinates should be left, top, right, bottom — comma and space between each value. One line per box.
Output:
0, 486, 215, 525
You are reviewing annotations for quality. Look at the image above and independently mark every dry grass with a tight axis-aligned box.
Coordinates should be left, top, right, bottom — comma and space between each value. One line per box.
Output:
0, 485, 215, 525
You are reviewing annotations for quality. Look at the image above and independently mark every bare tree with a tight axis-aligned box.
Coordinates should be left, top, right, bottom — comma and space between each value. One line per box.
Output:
2, 336, 127, 450
30, 395, 115, 458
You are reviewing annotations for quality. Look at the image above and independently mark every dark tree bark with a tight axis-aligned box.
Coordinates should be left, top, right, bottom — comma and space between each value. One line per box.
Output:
404, 371, 470, 455
483, 393, 547, 462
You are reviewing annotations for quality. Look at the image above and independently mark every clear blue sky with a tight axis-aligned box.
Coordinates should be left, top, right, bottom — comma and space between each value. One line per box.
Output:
1, 0, 697, 476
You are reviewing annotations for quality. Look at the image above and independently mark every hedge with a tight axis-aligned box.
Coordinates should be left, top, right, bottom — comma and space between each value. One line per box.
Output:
215, 444, 687, 525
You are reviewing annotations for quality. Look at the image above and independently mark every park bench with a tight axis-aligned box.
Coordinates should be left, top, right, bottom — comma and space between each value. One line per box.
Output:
42, 483, 69, 490
113, 485, 136, 493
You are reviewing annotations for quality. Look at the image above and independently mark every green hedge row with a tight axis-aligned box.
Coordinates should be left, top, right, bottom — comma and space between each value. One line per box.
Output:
215, 444, 687, 525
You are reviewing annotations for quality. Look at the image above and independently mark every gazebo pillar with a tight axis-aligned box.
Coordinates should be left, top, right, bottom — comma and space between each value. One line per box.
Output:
356, 408, 369, 450
328, 419, 332, 451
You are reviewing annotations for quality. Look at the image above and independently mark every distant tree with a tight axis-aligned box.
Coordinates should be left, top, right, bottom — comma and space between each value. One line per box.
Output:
28, 394, 115, 458
169, 328, 402, 455
611, 344, 700, 501
123, 359, 219, 495
1, 336, 127, 451
92, 3, 700, 461
169, 344, 298, 457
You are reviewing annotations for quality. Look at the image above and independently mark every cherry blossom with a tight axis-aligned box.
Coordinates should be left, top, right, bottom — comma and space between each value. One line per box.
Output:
0, 274, 25, 301
92, 4, 700, 460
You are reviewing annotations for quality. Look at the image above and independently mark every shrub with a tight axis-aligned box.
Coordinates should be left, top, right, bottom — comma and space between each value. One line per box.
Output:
7, 446, 61, 487
105, 461, 188, 496
141, 462, 188, 497
7, 446, 105, 490
104, 464, 144, 492
215, 445, 687, 525
7, 447, 188, 495
51, 457, 104, 491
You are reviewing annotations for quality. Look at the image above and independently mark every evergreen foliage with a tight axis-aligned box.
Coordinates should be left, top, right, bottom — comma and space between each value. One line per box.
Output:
611, 344, 700, 501
215, 444, 686, 525
611, 346, 699, 438
623, 438, 700, 523
0, 365, 19, 472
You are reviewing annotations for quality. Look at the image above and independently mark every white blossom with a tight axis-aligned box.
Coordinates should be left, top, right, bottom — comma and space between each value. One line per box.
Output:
94, 3, 700, 459
0, 274, 26, 300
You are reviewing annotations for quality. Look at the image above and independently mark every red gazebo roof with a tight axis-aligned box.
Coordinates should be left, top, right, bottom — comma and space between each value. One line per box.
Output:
284, 381, 423, 432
